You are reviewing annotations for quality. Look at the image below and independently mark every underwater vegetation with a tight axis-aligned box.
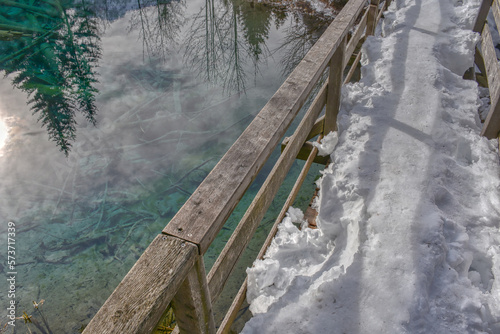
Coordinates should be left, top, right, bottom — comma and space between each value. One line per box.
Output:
152, 304, 176, 334
13, 299, 54, 334
0, 0, 101, 155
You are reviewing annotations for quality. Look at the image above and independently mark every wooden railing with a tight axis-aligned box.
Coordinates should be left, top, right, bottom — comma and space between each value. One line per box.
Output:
472, 0, 500, 139
83, 0, 391, 333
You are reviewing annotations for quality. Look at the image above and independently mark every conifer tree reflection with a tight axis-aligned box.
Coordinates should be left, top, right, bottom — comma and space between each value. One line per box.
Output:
235, 1, 272, 73
0, 0, 101, 155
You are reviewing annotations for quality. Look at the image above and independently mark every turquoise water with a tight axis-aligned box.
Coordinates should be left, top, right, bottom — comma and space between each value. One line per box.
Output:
0, 0, 331, 332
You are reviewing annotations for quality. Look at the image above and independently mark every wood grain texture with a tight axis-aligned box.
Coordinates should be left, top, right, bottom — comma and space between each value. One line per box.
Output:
493, 0, 500, 34
216, 279, 248, 334
377, 1, 385, 22
282, 137, 330, 165
307, 115, 326, 141
325, 37, 346, 134
475, 46, 488, 80
365, 2, 379, 36
87, 1, 391, 332
217, 137, 322, 334
172, 256, 215, 334
206, 74, 328, 303
344, 9, 368, 68
163, 0, 367, 254
480, 24, 500, 138
83, 235, 197, 334
257, 137, 321, 261
474, 0, 493, 33
344, 51, 362, 84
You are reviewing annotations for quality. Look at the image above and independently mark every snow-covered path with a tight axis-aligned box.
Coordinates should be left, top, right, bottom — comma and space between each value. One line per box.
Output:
241, 0, 500, 333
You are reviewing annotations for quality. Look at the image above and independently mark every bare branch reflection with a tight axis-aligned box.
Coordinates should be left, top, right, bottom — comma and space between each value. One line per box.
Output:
275, 11, 332, 76
128, 0, 186, 61
184, 0, 280, 93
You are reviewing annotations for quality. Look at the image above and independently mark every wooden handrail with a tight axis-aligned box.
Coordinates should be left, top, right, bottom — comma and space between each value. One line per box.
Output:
83, 0, 392, 332
172, 256, 215, 333
83, 235, 198, 333
473, 0, 500, 139
163, 0, 368, 254
206, 78, 328, 304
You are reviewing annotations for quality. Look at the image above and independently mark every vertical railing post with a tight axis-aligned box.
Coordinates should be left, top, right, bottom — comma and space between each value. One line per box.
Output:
473, 0, 493, 33
479, 16, 500, 139
366, 0, 380, 36
324, 37, 346, 135
464, 0, 492, 80
172, 255, 216, 334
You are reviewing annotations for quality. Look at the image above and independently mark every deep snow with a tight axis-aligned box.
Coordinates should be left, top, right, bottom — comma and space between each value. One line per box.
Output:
242, 0, 500, 333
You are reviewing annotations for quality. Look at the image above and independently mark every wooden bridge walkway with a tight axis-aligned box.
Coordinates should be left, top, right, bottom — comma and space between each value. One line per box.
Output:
83, 0, 500, 333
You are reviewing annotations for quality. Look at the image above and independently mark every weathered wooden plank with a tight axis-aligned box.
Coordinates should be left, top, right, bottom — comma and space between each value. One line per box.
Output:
493, 0, 500, 32
475, 46, 488, 79
344, 51, 363, 84
377, 1, 385, 22
280, 81, 326, 162
307, 115, 326, 141
217, 138, 322, 334
463, 67, 476, 81
466, 45, 487, 83
325, 37, 346, 134
480, 24, 500, 138
258, 138, 321, 261
172, 256, 215, 334
83, 235, 197, 334
216, 279, 248, 334
477, 73, 489, 87
474, 0, 493, 33
281, 137, 330, 165
365, 0, 380, 36
304, 82, 327, 142
344, 9, 368, 68
206, 75, 329, 303
345, 0, 387, 84
163, 0, 368, 254
296, 142, 329, 165
305, 82, 327, 142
